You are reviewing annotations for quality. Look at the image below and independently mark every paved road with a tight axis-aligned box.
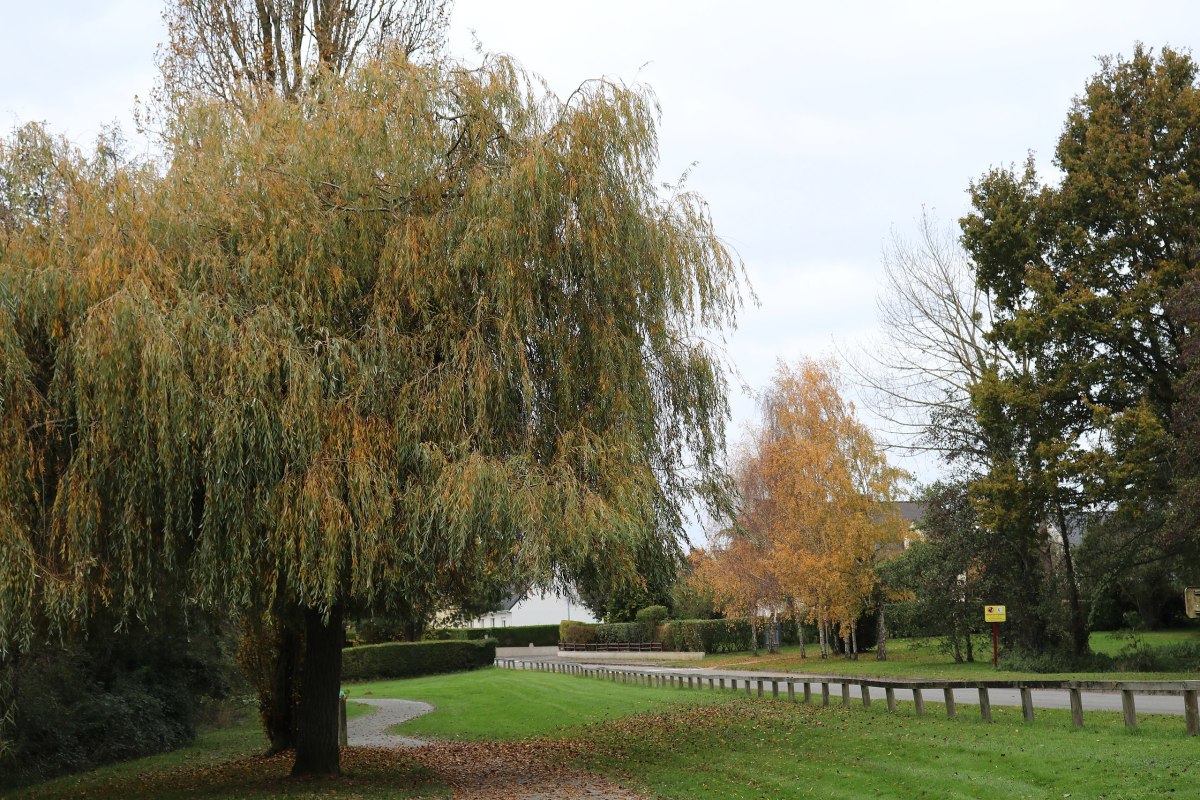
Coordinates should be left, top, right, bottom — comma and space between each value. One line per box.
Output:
521, 659, 1196, 718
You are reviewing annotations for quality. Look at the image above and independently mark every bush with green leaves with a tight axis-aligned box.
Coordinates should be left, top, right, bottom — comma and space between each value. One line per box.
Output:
593, 622, 646, 644
559, 621, 597, 645
2, 620, 232, 789
662, 619, 753, 653
341, 639, 496, 681
635, 605, 669, 640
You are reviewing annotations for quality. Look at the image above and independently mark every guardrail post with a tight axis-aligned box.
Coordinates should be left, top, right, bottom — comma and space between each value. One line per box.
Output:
787, 681, 795, 702
913, 688, 925, 716
708, 677, 715, 690
1020, 688, 1034, 721
821, 683, 830, 706
841, 682, 850, 707
978, 687, 991, 723
1069, 687, 1084, 728
687, 676, 694, 689
1185, 690, 1199, 736
772, 680, 779, 698
719, 677, 726, 691
943, 688, 955, 719
861, 683, 871, 708
757, 679, 765, 698
886, 687, 896, 712
1121, 690, 1137, 731
745, 679, 752, 697
804, 682, 812, 704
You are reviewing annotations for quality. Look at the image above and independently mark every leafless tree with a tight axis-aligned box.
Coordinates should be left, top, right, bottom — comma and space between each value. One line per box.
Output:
159, 0, 452, 106
847, 209, 1017, 468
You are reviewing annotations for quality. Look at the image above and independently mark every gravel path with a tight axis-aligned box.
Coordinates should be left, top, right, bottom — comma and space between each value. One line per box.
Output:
346, 697, 434, 747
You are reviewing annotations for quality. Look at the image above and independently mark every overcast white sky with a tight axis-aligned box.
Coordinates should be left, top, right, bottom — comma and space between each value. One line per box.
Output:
3, 1, 1198, 502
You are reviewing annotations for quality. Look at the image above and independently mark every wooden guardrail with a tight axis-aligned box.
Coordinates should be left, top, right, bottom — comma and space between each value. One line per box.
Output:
494, 658, 1200, 735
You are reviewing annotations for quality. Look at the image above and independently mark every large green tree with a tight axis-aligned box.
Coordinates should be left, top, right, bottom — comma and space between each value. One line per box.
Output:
961, 45, 1200, 652
0, 52, 740, 775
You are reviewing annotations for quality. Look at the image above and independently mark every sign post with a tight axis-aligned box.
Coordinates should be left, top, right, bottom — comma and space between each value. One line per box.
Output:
984, 605, 1006, 669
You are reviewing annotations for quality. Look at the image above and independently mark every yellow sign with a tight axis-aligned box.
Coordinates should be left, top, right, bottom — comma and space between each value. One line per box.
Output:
984, 605, 1007, 623
1186, 588, 1200, 620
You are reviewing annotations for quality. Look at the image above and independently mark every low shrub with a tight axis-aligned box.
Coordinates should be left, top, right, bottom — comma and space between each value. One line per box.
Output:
425, 624, 559, 648
635, 606, 669, 640
3, 620, 233, 789
560, 620, 597, 645
1003, 647, 1114, 673
341, 639, 496, 681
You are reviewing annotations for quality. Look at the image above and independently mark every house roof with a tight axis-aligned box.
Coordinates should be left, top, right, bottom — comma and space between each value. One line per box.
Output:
894, 501, 926, 526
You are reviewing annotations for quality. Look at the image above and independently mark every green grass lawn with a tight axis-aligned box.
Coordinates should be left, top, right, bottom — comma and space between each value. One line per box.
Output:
12, 662, 1200, 800
572, 695, 1200, 800
686, 629, 1200, 681
346, 666, 729, 741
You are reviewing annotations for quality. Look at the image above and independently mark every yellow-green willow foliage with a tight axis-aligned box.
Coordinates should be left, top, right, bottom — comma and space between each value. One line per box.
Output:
0, 52, 741, 658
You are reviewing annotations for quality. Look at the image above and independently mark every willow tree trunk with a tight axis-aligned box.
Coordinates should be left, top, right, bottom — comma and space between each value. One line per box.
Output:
291, 604, 344, 777
266, 615, 301, 754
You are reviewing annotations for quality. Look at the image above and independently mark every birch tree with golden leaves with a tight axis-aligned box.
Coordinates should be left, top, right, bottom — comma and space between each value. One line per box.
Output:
696, 359, 907, 659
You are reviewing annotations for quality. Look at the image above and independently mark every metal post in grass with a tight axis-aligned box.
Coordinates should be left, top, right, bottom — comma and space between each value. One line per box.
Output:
943, 688, 956, 719
1069, 687, 1084, 728
1020, 688, 1035, 721
757, 679, 764, 698
1121, 690, 1137, 731
821, 683, 830, 707
745, 679, 752, 697
978, 687, 992, 723
787, 681, 795, 702
861, 684, 871, 708
885, 687, 896, 712
719, 677, 726, 691
772, 680, 779, 699
709, 677, 715, 690
913, 688, 925, 716
841, 683, 850, 707
1186, 690, 1199, 736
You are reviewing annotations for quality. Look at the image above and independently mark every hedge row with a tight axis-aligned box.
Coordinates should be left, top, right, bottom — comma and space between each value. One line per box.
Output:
425, 624, 559, 648
341, 639, 496, 681
558, 618, 805, 653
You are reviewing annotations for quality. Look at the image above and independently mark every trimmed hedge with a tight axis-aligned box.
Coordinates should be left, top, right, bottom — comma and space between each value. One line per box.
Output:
662, 619, 753, 653
594, 622, 644, 644
426, 624, 559, 648
560, 620, 596, 645
342, 639, 496, 681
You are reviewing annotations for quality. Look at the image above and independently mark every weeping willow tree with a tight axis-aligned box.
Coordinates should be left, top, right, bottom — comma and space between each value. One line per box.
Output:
0, 51, 741, 776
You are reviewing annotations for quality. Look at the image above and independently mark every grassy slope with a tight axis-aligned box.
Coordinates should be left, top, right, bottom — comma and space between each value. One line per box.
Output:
688, 629, 1200, 681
